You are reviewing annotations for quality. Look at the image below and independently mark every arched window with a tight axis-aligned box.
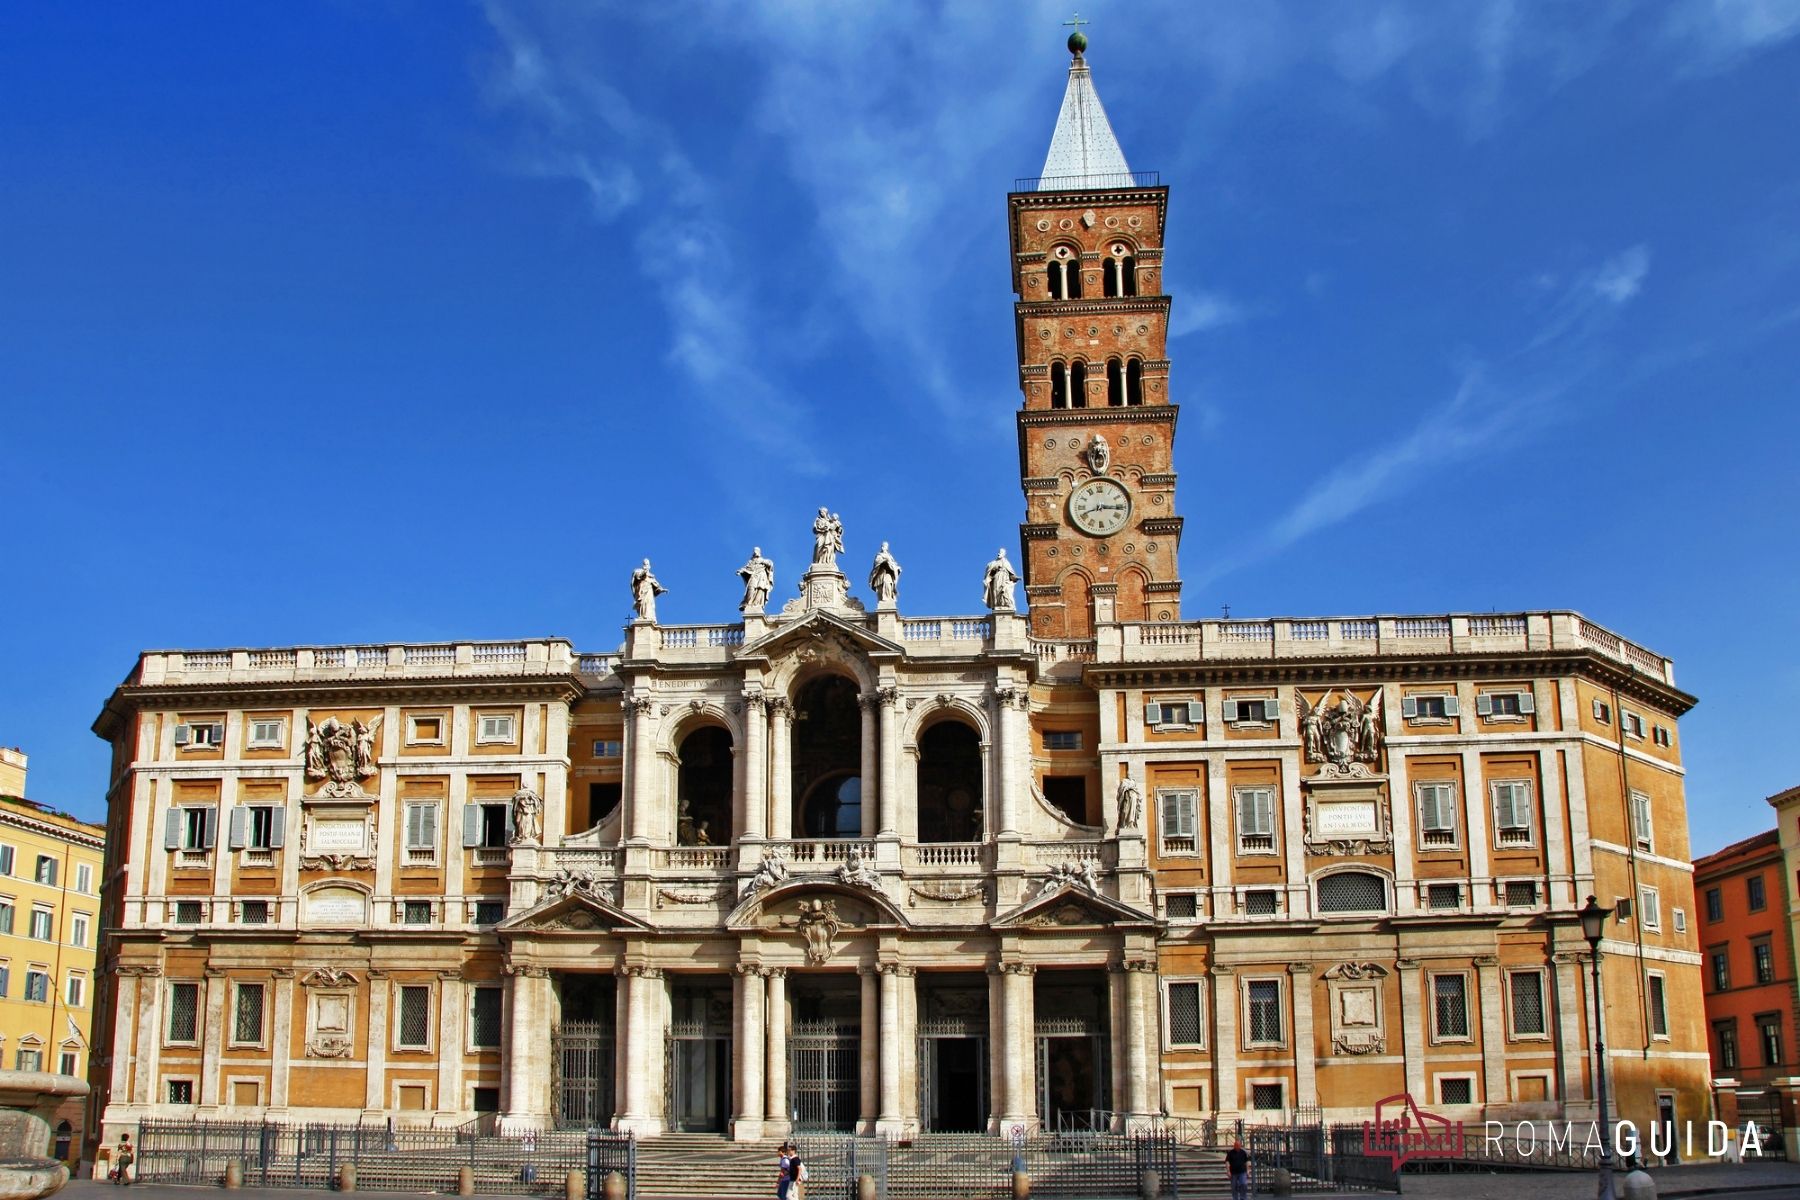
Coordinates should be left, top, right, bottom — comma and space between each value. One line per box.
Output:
1047, 245, 1082, 300
676, 726, 733, 846
793, 675, 863, 838
1126, 358, 1144, 406
1104, 242, 1137, 297
917, 720, 983, 843
1106, 358, 1124, 406
1070, 360, 1089, 409
1050, 361, 1069, 409
1316, 871, 1389, 914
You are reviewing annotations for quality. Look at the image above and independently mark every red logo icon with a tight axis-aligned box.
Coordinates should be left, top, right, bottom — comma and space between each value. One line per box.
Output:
1362, 1093, 1466, 1168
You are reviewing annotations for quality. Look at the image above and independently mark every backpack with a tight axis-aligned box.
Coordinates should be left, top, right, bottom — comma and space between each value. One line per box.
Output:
795, 1159, 808, 1183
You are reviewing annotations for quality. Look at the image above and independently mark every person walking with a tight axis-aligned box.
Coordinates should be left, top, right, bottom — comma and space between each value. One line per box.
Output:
774, 1141, 795, 1200
1224, 1139, 1250, 1200
111, 1133, 134, 1186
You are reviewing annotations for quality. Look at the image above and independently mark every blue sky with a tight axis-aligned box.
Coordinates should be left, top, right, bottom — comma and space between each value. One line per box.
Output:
2, 2, 1797, 853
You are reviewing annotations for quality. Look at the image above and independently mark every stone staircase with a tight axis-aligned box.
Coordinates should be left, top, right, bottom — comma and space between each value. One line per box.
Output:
634, 1133, 785, 1200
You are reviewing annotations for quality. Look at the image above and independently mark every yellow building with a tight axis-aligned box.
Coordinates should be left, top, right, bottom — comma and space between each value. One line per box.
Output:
0, 747, 107, 1156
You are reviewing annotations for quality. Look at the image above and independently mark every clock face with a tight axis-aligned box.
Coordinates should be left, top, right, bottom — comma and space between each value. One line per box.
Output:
1068, 478, 1131, 536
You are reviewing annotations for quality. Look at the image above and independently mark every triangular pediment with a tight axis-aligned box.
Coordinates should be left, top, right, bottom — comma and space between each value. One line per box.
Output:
739, 609, 903, 661
993, 883, 1155, 930
499, 889, 651, 935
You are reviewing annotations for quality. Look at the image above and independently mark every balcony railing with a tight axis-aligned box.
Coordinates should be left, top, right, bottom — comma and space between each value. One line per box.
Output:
1013, 169, 1162, 192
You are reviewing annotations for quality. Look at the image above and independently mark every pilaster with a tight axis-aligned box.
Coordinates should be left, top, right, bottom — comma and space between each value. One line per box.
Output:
764, 968, 790, 1137
733, 962, 767, 1141
1289, 962, 1318, 1111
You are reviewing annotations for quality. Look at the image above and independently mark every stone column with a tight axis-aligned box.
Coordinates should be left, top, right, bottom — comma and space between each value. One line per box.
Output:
437, 972, 463, 1118
365, 971, 389, 1113
742, 693, 768, 841
899, 967, 920, 1131
769, 700, 794, 841
1553, 951, 1589, 1102
1000, 964, 1037, 1129
1475, 956, 1507, 1107
995, 688, 1028, 836
764, 969, 790, 1136
1125, 958, 1158, 1120
617, 967, 667, 1136
270, 970, 294, 1111
626, 697, 657, 843
859, 968, 879, 1135
200, 969, 227, 1108
877, 688, 900, 839
505, 967, 552, 1127
877, 964, 905, 1135
859, 694, 880, 838
987, 966, 1007, 1133
733, 963, 767, 1141
1212, 967, 1238, 1119
1397, 960, 1425, 1101
1288, 963, 1317, 1111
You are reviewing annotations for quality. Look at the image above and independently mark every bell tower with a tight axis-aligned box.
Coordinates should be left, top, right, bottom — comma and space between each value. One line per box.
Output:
1010, 30, 1183, 639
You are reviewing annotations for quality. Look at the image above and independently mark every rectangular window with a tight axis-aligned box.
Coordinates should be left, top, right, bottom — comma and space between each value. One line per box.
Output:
1755, 941, 1775, 985
177, 806, 217, 852
168, 1079, 194, 1105
471, 987, 503, 1049
1508, 972, 1546, 1037
33, 856, 56, 887
1631, 791, 1654, 852
1653, 725, 1673, 747
1432, 975, 1470, 1040
175, 900, 202, 924
1438, 1077, 1474, 1105
28, 907, 52, 940
1416, 782, 1458, 848
0, 846, 12, 876
1622, 711, 1646, 739
1712, 950, 1731, 991
407, 715, 445, 745
1504, 880, 1539, 908
1041, 777, 1086, 825
1749, 875, 1768, 912
176, 721, 223, 749
474, 901, 505, 925
0, 963, 10, 996
1648, 975, 1669, 1038
1145, 701, 1203, 728
1716, 1020, 1739, 1069
591, 739, 622, 758
0, 900, 14, 935
1640, 887, 1661, 931
1243, 889, 1279, 916
24, 969, 48, 1003
1592, 698, 1612, 723
404, 802, 440, 864
1492, 780, 1534, 846
1759, 1015, 1783, 1066
15, 1049, 42, 1073
1402, 694, 1457, 720
66, 973, 85, 1007
397, 985, 431, 1049
403, 900, 432, 925
475, 714, 516, 744
1427, 883, 1462, 910
1706, 887, 1724, 923
240, 900, 270, 925
1250, 1082, 1284, 1112
1674, 907, 1687, 933
1236, 787, 1276, 853
1226, 697, 1277, 724
1478, 691, 1533, 718
1043, 730, 1082, 751
234, 983, 265, 1045
1166, 981, 1204, 1048
1159, 789, 1198, 849
58, 1051, 77, 1076
1246, 979, 1283, 1045
75, 863, 92, 894
248, 718, 285, 749
1164, 892, 1198, 920
168, 982, 200, 1043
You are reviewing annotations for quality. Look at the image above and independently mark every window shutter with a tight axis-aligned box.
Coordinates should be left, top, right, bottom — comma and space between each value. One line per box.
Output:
462, 804, 482, 848
211, 722, 226, 745
1476, 694, 1493, 717
1221, 701, 1238, 722
1187, 702, 1205, 725
44, 860, 55, 888
423, 803, 439, 846
1401, 696, 1417, 718
1443, 695, 1460, 717
406, 804, 422, 848
269, 807, 286, 849
1517, 691, 1535, 714
228, 807, 247, 850
202, 806, 219, 849
164, 809, 182, 851
1419, 787, 1440, 830
173, 724, 190, 747
1265, 696, 1279, 718
1143, 703, 1160, 726
502, 803, 516, 843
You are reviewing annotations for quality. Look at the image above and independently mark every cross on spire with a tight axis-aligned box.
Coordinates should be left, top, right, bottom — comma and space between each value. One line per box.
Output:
1063, 12, 1088, 31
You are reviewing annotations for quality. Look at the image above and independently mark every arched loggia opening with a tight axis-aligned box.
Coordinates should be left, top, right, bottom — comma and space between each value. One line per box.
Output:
917, 719, 983, 842
676, 726, 733, 846
793, 675, 863, 838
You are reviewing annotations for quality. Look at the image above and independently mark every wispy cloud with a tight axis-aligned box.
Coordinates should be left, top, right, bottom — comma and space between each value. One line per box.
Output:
1169, 289, 1249, 338
1527, 243, 1652, 350
1663, 0, 1800, 73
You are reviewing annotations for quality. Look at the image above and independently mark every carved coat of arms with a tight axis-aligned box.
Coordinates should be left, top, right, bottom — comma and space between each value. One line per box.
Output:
1299, 691, 1381, 775
304, 716, 379, 796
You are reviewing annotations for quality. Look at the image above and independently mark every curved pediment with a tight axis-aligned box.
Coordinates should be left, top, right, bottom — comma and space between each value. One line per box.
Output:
499, 889, 652, 935
993, 883, 1156, 930
725, 878, 910, 931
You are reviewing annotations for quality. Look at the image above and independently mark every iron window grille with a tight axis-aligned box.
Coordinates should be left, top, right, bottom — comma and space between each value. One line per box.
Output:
1509, 972, 1546, 1036
168, 982, 200, 1043
1316, 871, 1387, 913
1166, 981, 1204, 1047
1432, 975, 1470, 1040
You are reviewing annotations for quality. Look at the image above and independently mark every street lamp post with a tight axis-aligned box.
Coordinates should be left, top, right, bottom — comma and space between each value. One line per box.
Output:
1579, 894, 1617, 1200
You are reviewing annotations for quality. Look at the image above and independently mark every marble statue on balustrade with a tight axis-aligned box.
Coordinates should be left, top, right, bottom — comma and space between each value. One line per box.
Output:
812, 507, 845, 568
868, 542, 901, 607
630, 559, 665, 622
738, 547, 775, 612
1038, 857, 1102, 898
740, 848, 790, 899
510, 787, 542, 846
1115, 773, 1143, 831
835, 845, 882, 891
983, 548, 1019, 612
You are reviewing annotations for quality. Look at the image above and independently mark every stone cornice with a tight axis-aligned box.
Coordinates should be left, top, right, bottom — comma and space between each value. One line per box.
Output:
99, 675, 585, 731
0, 803, 104, 849
1017, 405, 1178, 429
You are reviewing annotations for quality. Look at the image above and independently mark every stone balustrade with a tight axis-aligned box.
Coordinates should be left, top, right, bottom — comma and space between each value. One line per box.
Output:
132, 639, 577, 684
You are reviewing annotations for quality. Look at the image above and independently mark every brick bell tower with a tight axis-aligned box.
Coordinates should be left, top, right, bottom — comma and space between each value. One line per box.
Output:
1010, 29, 1183, 639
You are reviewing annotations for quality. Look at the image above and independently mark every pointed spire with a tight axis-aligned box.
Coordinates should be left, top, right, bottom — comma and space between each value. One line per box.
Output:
1037, 30, 1132, 191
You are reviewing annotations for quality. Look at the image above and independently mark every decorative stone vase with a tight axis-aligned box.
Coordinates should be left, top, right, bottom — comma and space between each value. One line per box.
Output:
0, 1071, 87, 1200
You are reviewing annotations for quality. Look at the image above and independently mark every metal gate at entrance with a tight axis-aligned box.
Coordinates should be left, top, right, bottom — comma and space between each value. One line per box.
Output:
919, 1019, 988, 1132
1037, 1017, 1110, 1132
554, 1020, 615, 1130
790, 1020, 858, 1131
1736, 1090, 1789, 1160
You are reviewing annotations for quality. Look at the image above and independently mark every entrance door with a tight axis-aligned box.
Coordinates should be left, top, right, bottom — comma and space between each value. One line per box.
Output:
553, 1020, 616, 1129
921, 1036, 987, 1132
1037, 1034, 1108, 1131
790, 1021, 858, 1131
668, 1037, 729, 1132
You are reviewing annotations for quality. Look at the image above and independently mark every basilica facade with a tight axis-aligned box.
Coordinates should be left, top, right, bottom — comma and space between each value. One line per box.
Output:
86, 38, 1707, 1149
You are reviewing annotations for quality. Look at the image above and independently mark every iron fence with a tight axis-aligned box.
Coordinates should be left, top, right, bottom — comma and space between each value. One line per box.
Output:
1240, 1124, 1398, 1193
870, 1132, 1182, 1199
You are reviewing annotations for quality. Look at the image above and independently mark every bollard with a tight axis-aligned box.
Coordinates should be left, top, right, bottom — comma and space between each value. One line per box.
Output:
337, 1163, 356, 1193
223, 1161, 243, 1189
565, 1169, 581, 1200
1621, 1170, 1658, 1200
856, 1173, 876, 1200
1012, 1169, 1030, 1199
602, 1170, 626, 1200
1268, 1166, 1292, 1196
457, 1165, 474, 1196
1140, 1167, 1160, 1199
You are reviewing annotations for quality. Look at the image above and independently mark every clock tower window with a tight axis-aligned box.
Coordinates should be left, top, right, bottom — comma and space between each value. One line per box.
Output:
1047, 244, 1083, 300
1070, 360, 1089, 408
1051, 361, 1069, 409
1104, 244, 1138, 297
1126, 358, 1143, 406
